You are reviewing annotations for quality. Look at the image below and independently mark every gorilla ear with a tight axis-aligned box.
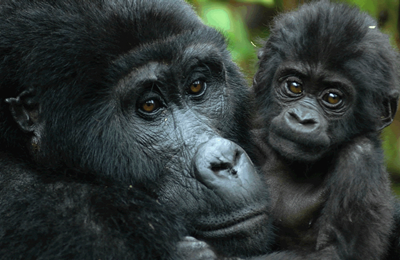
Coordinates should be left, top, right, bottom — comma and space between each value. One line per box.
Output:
5, 89, 40, 133
257, 49, 265, 60
378, 90, 399, 130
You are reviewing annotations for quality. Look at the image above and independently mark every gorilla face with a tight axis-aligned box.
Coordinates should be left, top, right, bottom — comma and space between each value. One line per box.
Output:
105, 32, 271, 254
0, 0, 272, 257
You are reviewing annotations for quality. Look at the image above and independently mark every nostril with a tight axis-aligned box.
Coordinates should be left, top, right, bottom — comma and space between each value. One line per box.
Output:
210, 162, 232, 173
300, 118, 317, 125
288, 111, 299, 121
234, 150, 241, 164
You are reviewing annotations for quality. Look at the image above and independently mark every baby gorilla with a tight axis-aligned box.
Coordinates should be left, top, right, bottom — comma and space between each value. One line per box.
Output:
252, 1, 400, 259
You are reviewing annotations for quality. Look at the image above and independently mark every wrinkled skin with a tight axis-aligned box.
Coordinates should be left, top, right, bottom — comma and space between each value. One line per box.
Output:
0, 0, 273, 259
252, 1, 400, 259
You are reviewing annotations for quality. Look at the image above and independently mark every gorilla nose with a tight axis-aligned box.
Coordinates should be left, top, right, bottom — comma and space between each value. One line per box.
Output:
193, 138, 260, 195
285, 107, 320, 134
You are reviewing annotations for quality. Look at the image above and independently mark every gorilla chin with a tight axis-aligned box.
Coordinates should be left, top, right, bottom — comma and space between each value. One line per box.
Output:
195, 212, 269, 238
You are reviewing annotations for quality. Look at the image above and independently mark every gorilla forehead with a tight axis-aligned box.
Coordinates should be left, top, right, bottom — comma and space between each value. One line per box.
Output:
266, 1, 398, 96
0, 0, 207, 95
110, 28, 228, 88
269, 1, 376, 64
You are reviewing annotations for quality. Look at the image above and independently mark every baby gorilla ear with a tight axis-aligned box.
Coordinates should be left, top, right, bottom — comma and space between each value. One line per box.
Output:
257, 48, 265, 61
5, 89, 40, 133
379, 90, 399, 130
5, 89, 42, 152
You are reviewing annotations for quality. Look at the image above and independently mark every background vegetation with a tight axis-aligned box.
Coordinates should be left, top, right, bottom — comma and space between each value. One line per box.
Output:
185, 0, 400, 194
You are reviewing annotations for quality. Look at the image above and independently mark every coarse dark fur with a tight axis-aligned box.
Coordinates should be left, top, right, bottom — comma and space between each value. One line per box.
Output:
0, 0, 273, 259
387, 201, 400, 259
252, 1, 400, 259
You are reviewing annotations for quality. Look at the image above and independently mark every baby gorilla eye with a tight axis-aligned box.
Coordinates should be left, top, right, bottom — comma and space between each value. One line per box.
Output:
323, 92, 341, 105
188, 80, 206, 95
140, 99, 160, 113
287, 81, 303, 94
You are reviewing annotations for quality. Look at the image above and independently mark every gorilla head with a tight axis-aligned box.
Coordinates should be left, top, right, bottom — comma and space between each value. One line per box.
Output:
254, 1, 399, 163
0, 0, 272, 258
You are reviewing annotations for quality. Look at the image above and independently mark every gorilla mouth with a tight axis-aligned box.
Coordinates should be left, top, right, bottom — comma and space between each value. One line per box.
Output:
193, 211, 268, 239
269, 131, 329, 161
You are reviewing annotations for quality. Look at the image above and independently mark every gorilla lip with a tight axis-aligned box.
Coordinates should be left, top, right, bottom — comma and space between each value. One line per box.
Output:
268, 131, 328, 160
194, 211, 268, 238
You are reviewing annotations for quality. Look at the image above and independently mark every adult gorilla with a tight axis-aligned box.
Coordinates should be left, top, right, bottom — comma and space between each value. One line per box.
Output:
0, 0, 272, 259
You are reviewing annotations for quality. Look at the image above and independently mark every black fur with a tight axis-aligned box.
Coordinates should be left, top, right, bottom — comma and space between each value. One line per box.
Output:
0, 0, 273, 259
387, 200, 400, 259
253, 1, 400, 259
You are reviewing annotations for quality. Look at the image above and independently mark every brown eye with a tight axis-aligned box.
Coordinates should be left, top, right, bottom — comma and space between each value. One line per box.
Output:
323, 92, 341, 105
287, 81, 303, 94
141, 99, 160, 113
188, 80, 206, 95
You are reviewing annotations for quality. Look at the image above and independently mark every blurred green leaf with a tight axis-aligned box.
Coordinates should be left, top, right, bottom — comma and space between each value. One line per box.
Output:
195, 2, 257, 76
392, 184, 400, 196
201, 3, 232, 30
236, 0, 274, 6
345, 0, 378, 16
383, 126, 400, 174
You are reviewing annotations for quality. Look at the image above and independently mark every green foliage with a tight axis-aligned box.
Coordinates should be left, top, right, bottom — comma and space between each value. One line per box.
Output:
197, 2, 255, 67
238, 0, 274, 4
187, 0, 261, 79
383, 125, 400, 176
345, 0, 378, 15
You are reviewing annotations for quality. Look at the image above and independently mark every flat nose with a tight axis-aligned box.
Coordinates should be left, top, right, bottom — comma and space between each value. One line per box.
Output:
195, 138, 240, 179
193, 138, 261, 197
285, 107, 320, 134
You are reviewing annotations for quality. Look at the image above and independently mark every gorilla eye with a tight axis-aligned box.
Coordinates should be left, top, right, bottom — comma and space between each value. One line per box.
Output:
323, 92, 342, 105
140, 99, 161, 113
188, 80, 206, 96
287, 81, 303, 94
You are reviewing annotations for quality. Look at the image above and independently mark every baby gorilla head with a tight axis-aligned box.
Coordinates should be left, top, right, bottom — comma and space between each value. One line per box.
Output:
253, 1, 399, 259
254, 1, 399, 162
